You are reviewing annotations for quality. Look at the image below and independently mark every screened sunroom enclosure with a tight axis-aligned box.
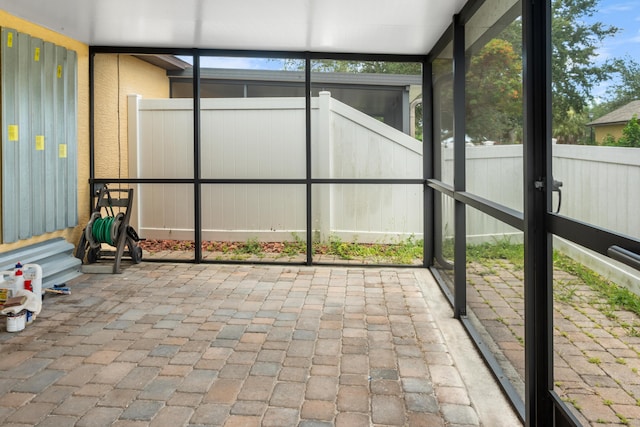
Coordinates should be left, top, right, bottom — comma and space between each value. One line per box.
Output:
81, 0, 640, 426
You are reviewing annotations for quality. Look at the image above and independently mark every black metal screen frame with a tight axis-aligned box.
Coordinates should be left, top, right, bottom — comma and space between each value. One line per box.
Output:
89, 47, 428, 268
426, 1, 640, 426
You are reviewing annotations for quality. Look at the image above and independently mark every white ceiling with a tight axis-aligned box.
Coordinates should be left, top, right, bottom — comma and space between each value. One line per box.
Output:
0, 0, 468, 55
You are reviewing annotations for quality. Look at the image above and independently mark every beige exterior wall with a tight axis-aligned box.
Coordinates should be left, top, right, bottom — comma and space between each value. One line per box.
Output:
93, 54, 170, 179
594, 123, 624, 144
0, 10, 89, 252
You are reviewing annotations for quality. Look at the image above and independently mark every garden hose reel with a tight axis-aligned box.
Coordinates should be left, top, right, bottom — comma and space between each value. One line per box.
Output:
75, 185, 143, 273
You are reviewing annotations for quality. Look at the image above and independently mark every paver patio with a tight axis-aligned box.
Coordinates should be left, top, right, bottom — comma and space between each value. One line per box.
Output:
0, 262, 519, 427
441, 258, 640, 427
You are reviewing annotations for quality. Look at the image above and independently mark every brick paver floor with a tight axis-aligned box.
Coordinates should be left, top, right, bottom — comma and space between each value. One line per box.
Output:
447, 259, 640, 427
0, 262, 517, 426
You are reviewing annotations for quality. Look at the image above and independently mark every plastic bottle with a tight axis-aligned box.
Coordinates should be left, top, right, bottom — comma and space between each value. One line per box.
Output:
0, 273, 9, 302
13, 263, 24, 295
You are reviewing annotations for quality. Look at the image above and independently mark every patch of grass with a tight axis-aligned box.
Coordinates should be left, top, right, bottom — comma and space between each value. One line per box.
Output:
385, 235, 424, 264
326, 235, 356, 260
616, 413, 630, 425
562, 397, 581, 410
282, 233, 306, 256
628, 324, 640, 338
466, 238, 524, 269
554, 252, 640, 317
316, 235, 423, 264
588, 357, 601, 365
555, 279, 579, 303
235, 238, 264, 255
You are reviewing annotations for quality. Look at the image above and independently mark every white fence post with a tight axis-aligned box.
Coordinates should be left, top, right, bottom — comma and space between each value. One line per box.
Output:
316, 91, 333, 242
127, 94, 141, 232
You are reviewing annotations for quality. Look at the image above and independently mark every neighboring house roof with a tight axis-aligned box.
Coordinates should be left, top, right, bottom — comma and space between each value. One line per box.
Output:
588, 100, 640, 126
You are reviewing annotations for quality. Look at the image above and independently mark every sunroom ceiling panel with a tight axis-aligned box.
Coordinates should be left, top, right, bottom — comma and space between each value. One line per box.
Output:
0, 0, 467, 55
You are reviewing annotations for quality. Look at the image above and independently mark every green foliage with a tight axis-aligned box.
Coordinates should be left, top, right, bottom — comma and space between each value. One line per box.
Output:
466, 37, 523, 144
602, 115, 640, 148
619, 115, 640, 147
327, 235, 355, 260
281, 233, 306, 256
602, 134, 617, 146
237, 238, 263, 255
552, 107, 591, 145
553, 252, 640, 316
465, 238, 524, 269
551, 0, 619, 125
282, 59, 421, 75
608, 57, 640, 108
315, 235, 423, 264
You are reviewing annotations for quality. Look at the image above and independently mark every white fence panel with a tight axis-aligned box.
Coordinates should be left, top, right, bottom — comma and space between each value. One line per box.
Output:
132, 98, 194, 178
130, 94, 423, 242
129, 93, 640, 266
322, 93, 422, 179
553, 145, 640, 238
200, 98, 307, 179
313, 92, 423, 243
441, 145, 524, 243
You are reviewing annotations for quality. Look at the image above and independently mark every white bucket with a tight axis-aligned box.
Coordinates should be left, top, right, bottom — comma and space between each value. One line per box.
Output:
6, 310, 26, 332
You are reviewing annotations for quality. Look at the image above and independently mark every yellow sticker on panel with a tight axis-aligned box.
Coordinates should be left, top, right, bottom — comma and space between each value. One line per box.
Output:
36, 135, 45, 151
59, 144, 67, 158
57, 65, 62, 78
7, 32, 13, 48
34, 47, 40, 62
8, 125, 18, 141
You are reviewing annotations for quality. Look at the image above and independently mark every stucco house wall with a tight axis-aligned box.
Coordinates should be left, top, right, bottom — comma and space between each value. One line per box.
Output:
595, 123, 624, 144
0, 10, 89, 252
93, 54, 170, 179
591, 100, 640, 145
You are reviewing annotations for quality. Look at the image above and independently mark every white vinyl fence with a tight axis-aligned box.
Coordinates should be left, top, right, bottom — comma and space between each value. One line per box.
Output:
439, 144, 640, 244
128, 92, 423, 243
128, 93, 639, 245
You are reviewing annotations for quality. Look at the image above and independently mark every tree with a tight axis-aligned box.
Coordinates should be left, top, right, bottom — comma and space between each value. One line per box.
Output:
282, 59, 421, 75
617, 115, 640, 148
606, 58, 640, 111
466, 38, 523, 144
553, 107, 590, 144
551, 0, 619, 129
